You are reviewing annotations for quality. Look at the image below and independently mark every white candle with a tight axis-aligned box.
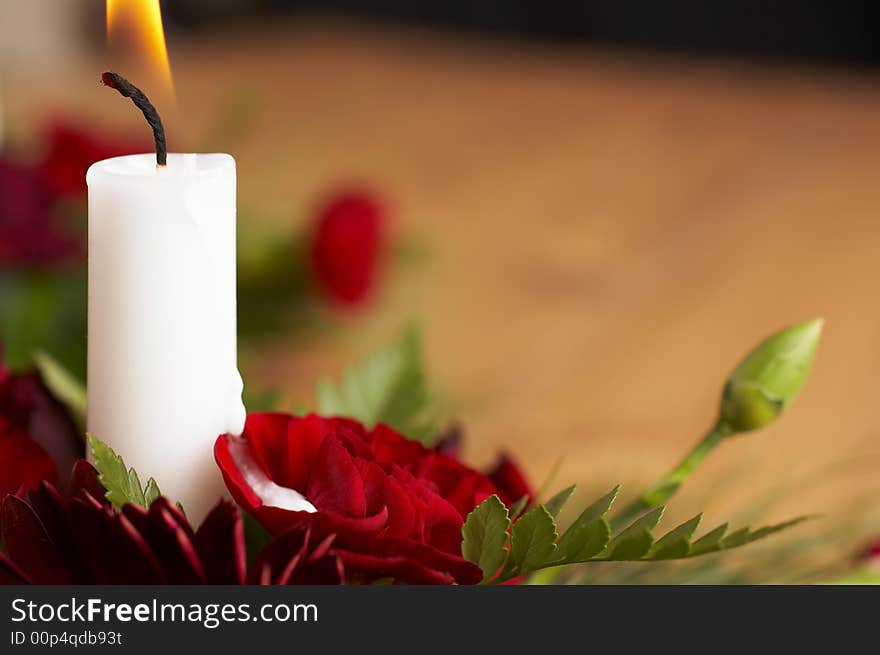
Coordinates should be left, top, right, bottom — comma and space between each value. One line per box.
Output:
87, 153, 246, 524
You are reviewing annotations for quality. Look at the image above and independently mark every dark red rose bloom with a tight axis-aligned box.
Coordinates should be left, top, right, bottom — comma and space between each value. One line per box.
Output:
0, 461, 246, 585
434, 424, 533, 508
0, 363, 83, 496
215, 413, 533, 584
488, 454, 533, 505
39, 121, 144, 199
310, 189, 385, 305
0, 159, 80, 267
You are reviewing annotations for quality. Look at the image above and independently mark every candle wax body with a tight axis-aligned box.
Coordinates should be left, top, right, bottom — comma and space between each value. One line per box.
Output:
87, 153, 246, 524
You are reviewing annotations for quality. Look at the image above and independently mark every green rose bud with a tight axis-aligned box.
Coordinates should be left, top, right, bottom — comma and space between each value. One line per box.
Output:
720, 318, 823, 433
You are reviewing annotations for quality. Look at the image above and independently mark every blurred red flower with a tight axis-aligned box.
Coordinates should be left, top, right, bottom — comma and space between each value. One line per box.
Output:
215, 413, 532, 584
0, 461, 246, 584
858, 539, 880, 570
39, 121, 143, 199
310, 189, 385, 305
0, 362, 83, 497
0, 160, 80, 267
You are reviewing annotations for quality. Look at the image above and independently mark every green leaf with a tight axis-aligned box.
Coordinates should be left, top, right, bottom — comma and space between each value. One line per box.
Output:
555, 518, 611, 562
720, 517, 810, 550
508, 506, 558, 575
570, 485, 620, 527
543, 485, 576, 518
143, 478, 161, 506
0, 271, 87, 378
461, 495, 511, 581
243, 387, 282, 412
87, 434, 163, 509
127, 469, 146, 506
688, 523, 729, 556
649, 514, 702, 559
508, 495, 529, 521
639, 517, 811, 561
32, 350, 87, 433
316, 325, 438, 444
603, 506, 664, 560
242, 511, 272, 568
555, 486, 618, 561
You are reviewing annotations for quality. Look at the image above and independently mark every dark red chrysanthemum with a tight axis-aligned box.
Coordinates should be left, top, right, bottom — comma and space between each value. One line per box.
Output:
0, 461, 246, 585
0, 159, 80, 267
39, 120, 144, 199
0, 362, 83, 496
215, 413, 532, 584
310, 189, 385, 306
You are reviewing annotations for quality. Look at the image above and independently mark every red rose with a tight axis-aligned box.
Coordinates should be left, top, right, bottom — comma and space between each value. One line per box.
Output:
0, 159, 80, 267
215, 413, 532, 584
310, 189, 385, 305
0, 363, 83, 496
39, 120, 144, 199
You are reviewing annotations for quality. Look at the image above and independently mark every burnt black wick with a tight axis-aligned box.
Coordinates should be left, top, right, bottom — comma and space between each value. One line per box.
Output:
101, 71, 167, 167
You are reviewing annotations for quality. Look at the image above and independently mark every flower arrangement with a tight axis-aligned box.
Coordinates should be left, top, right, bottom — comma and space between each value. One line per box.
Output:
1, 318, 836, 585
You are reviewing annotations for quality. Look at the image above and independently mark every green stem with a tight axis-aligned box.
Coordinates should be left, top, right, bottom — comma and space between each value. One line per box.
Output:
610, 420, 733, 532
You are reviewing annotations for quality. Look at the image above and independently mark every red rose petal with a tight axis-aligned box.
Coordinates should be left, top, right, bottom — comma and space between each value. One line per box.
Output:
488, 453, 533, 507
371, 423, 427, 468
334, 550, 456, 585
287, 414, 336, 486
373, 536, 483, 585
215, 432, 316, 534
307, 436, 366, 517
357, 459, 416, 539
215, 433, 264, 515
241, 413, 294, 482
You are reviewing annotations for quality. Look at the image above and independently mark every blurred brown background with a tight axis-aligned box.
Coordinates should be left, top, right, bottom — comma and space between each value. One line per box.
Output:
3, 2, 880, 561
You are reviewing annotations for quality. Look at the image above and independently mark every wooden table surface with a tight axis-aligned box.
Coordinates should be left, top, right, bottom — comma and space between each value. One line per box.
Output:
9, 20, 880, 537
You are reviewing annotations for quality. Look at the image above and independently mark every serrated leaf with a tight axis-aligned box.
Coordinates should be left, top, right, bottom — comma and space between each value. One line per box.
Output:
127, 469, 146, 506
554, 485, 619, 562
509, 506, 558, 574
603, 506, 664, 560
543, 485, 576, 518
316, 325, 438, 444
143, 478, 161, 506
570, 485, 620, 527
689, 523, 729, 556
555, 517, 611, 562
32, 350, 87, 433
461, 495, 511, 581
720, 517, 810, 550
87, 434, 162, 509
648, 514, 702, 560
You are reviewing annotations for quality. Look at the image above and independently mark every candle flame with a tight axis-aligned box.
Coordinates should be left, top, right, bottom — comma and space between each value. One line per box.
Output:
106, 0, 174, 96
